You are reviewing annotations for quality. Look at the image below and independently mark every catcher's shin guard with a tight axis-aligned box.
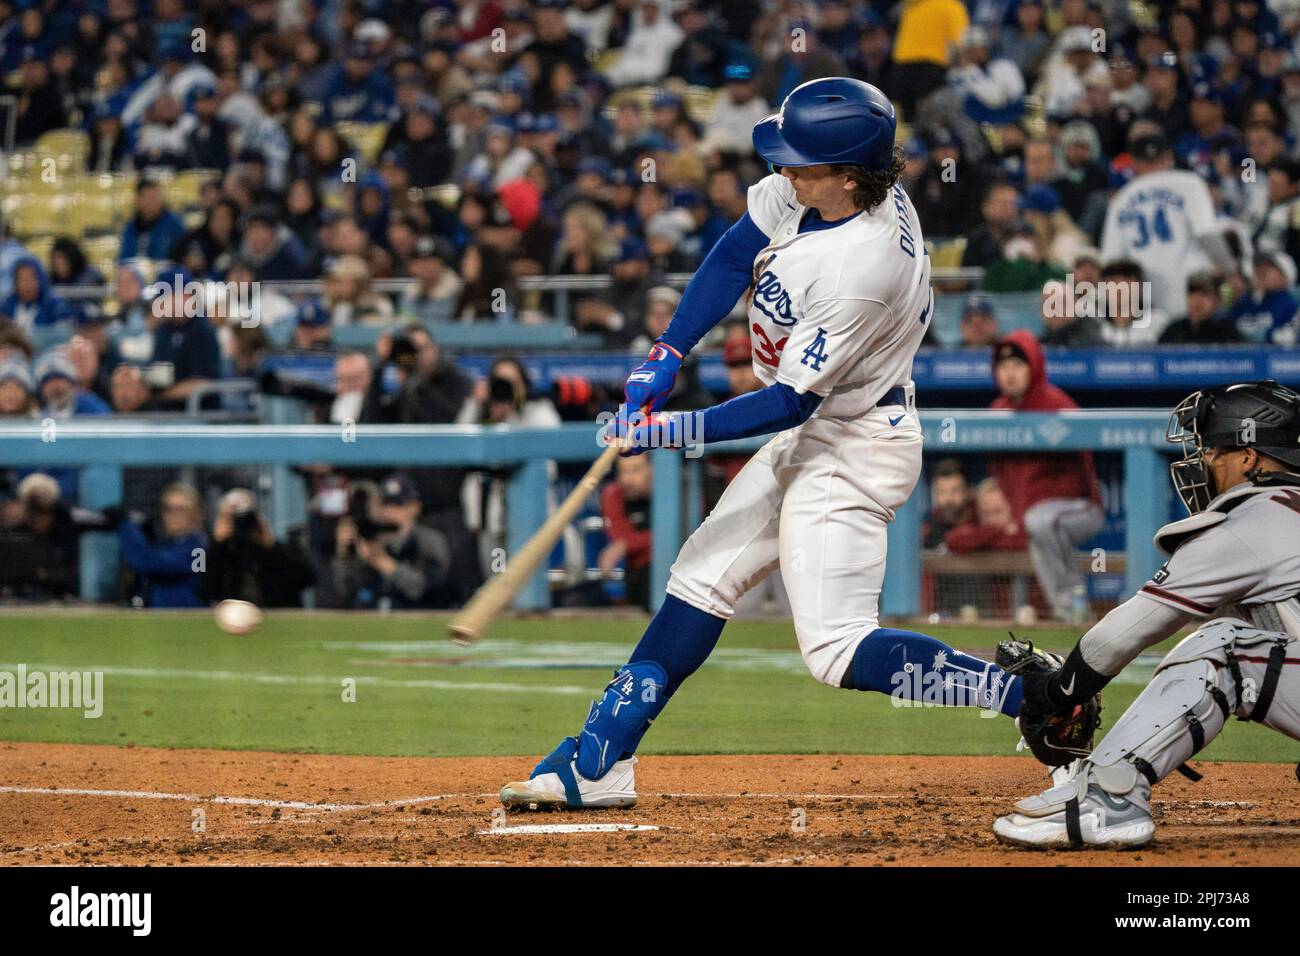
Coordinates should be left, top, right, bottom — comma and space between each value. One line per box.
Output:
1089, 618, 1278, 787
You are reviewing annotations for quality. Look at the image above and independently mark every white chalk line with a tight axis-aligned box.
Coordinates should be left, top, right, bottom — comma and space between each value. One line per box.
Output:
480, 823, 660, 835
0, 662, 586, 696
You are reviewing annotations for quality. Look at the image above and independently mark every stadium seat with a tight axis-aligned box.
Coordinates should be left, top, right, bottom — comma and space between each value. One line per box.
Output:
35, 128, 90, 170
927, 238, 967, 269
81, 234, 123, 278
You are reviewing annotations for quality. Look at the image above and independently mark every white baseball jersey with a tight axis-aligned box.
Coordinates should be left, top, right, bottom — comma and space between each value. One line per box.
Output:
1100, 170, 1220, 319
743, 173, 932, 417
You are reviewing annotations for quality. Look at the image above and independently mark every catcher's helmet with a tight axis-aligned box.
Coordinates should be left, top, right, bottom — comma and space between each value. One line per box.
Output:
1167, 380, 1300, 513
752, 77, 896, 172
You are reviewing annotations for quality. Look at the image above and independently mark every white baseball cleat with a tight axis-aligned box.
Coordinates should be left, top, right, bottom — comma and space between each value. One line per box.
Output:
500, 736, 638, 811
994, 762, 1155, 849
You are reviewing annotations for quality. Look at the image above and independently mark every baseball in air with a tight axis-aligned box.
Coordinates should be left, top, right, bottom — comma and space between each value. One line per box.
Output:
214, 599, 263, 636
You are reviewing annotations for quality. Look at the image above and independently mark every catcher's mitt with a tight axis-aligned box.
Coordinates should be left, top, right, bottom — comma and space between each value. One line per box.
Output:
996, 637, 1102, 767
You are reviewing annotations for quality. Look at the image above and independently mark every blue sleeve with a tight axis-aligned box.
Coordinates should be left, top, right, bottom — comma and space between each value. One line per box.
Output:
700, 382, 822, 443
118, 524, 202, 577
659, 212, 768, 356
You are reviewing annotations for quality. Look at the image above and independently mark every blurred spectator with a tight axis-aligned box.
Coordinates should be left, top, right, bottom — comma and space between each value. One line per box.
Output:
120, 180, 187, 262
982, 221, 1063, 292
323, 255, 394, 325
108, 364, 160, 414
330, 474, 453, 610
947, 27, 1026, 124
0, 257, 74, 333
962, 181, 1021, 268
923, 458, 972, 548
172, 199, 240, 280
0, 220, 29, 301
909, 128, 981, 235
320, 42, 398, 123
1098, 258, 1166, 346
292, 298, 334, 351
1100, 133, 1232, 319
959, 295, 1001, 347
605, 0, 683, 88
944, 478, 1028, 553
704, 62, 769, 154
1045, 119, 1107, 239
758, 15, 847, 106
396, 237, 463, 324
0, 474, 79, 600
574, 238, 657, 347
1229, 250, 1300, 346
987, 332, 1102, 620
240, 204, 309, 281
600, 454, 654, 610
1254, 157, 1300, 264
35, 349, 110, 419
48, 238, 106, 287
668, 3, 742, 88
1038, 279, 1104, 348
117, 483, 206, 608
0, 361, 38, 419
1037, 26, 1107, 116
892, 0, 970, 116
998, 0, 1050, 82
149, 279, 221, 410
1020, 184, 1089, 269
205, 488, 316, 608
9, 54, 66, 145
1160, 273, 1246, 345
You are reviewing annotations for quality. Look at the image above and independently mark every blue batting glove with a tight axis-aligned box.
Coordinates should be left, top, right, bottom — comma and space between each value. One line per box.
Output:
600, 406, 691, 457
624, 340, 683, 413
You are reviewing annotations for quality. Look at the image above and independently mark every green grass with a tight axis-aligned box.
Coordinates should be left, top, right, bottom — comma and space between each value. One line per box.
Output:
0, 612, 1291, 762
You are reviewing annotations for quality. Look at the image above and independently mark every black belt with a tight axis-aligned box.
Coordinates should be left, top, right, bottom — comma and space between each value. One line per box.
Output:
877, 386, 909, 408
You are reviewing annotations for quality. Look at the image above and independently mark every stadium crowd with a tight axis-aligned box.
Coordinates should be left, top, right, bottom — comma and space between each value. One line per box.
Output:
2, 0, 1300, 611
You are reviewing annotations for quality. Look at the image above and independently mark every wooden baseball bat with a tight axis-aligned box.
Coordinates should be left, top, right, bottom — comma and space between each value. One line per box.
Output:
448, 442, 622, 645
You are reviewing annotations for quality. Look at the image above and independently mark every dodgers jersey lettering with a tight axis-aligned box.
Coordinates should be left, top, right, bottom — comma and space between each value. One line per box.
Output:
1100, 169, 1218, 319
743, 173, 932, 411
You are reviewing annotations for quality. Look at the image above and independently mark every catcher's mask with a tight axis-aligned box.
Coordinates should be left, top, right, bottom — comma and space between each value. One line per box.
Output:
1167, 380, 1300, 514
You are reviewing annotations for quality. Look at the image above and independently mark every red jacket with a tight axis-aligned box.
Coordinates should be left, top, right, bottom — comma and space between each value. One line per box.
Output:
944, 519, 1028, 554
988, 331, 1101, 520
601, 482, 652, 569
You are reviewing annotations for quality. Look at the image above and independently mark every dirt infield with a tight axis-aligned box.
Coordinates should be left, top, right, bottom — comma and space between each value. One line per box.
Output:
1, 742, 1298, 865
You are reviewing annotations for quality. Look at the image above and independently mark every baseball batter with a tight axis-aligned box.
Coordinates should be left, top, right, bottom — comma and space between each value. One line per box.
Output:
501, 79, 1090, 811
993, 381, 1300, 848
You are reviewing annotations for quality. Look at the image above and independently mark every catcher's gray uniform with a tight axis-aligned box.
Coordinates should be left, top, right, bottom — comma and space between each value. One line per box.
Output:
997, 478, 1300, 845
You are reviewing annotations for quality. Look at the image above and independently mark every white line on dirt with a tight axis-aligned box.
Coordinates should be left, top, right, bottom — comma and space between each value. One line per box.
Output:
0, 786, 367, 811
479, 823, 660, 834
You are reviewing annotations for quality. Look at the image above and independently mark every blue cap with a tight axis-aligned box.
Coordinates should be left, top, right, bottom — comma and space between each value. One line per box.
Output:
723, 62, 754, 82
1191, 81, 1224, 105
499, 69, 530, 94
1019, 184, 1061, 214
652, 91, 682, 109
379, 473, 421, 504
961, 294, 996, 318
616, 237, 650, 263
670, 187, 706, 208
33, 350, 78, 387
929, 126, 959, 149
577, 156, 611, 178
347, 40, 372, 59
0, 360, 34, 393
296, 298, 330, 327
904, 136, 928, 158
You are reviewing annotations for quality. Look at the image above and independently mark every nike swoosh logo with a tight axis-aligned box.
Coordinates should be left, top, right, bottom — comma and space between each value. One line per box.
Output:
1061, 674, 1076, 696
888, 414, 904, 426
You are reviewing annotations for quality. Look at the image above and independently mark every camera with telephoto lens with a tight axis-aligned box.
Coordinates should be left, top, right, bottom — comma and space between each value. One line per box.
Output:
347, 485, 399, 543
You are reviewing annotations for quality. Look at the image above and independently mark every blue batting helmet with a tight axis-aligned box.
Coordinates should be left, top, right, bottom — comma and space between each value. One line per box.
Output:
752, 78, 896, 171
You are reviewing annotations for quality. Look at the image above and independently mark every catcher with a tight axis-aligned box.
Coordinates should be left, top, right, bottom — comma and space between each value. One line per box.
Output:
994, 380, 1300, 848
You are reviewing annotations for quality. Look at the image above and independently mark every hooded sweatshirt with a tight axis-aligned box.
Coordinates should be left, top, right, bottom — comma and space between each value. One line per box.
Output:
987, 330, 1100, 519
0, 256, 74, 332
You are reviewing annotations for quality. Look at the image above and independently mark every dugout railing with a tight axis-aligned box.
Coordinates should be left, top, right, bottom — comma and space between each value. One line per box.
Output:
0, 409, 1172, 615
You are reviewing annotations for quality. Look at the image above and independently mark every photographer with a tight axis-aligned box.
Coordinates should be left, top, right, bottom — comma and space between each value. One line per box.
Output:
205, 488, 316, 607
329, 475, 453, 610
0, 473, 81, 600
117, 483, 207, 608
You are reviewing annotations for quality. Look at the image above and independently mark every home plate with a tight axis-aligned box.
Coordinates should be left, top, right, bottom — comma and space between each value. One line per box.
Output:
480, 823, 660, 835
